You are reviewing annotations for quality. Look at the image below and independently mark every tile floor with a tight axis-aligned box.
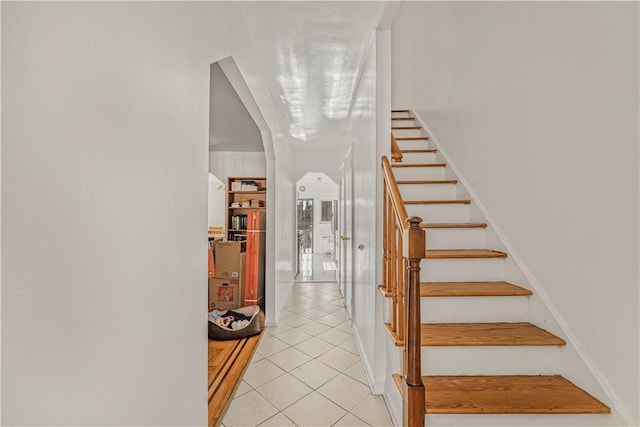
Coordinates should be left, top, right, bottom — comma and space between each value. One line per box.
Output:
295, 253, 337, 282
221, 281, 394, 427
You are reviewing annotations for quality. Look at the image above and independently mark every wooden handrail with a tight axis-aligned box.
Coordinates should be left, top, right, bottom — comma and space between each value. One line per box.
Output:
391, 133, 403, 162
382, 154, 425, 427
403, 217, 426, 427
381, 156, 409, 229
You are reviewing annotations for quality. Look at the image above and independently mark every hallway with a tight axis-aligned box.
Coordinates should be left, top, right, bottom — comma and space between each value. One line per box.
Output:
295, 253, 337, 282
221, 282, 393, 426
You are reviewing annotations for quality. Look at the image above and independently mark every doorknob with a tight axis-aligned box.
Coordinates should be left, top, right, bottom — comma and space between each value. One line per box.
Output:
340, 235, 350, 241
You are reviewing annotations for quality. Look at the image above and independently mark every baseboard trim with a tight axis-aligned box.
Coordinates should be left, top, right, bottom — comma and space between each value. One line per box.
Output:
352, 323, 384, 394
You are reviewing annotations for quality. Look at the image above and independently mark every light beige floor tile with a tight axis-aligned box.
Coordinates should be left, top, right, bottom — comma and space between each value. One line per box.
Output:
350, 394, 394, 427
317, 374, 370, 411
283, 391, 346, 427
243, 359, 287, 389
266, 322, 295, 336
323, 304, 346, 314
255, 373, 313, 410
318, 347, 360, 372
299, 308, 327, 320
257, 335, 291, 357
233, 380, 252, 398
298, 321, 333, 336
258, 412, 297, 427
284, 305, 306, 314
289, 359, 340, 389
250, 352, 265, 364
294, 336, 335, 358
230, 281, 392, 427
222, 390, 278, 427
267, 346, 312, 371
318, 314, 346, 328
334, 320, 354, 334
339, 337, 359, 354
343, 360, 368, 385
275, 328, 313, 346
334, 413, 371, 427
317, 328, 352, 346
282, 314, 313, 328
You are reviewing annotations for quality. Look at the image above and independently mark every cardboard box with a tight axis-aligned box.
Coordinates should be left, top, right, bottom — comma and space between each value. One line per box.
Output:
208, 278, 241, 311
214, 241, 243, 279
209, 253, 246, 311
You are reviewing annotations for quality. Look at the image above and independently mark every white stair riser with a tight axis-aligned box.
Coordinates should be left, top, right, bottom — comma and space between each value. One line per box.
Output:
420, 346, 563, 376
399, 183, 456, 200
425, 414, 615, 427
420, 258, 505, 282
425, 227, 486, 249
392, 128, 424, 138
421, 296, 528, 323
405, 203, 469, 222
392, 119, 417, 127
391, 111, 412, 118
395, 140, 431, 150
398, 152, 437, 163
392, 166, 446, 181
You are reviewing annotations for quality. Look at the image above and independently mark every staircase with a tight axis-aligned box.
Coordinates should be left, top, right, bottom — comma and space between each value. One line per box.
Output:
381, 109, 611, 426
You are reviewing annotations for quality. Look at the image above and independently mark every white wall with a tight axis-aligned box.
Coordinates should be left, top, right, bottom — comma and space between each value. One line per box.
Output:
208, 151, 266, 182
1, 2, 287, 425
345, 38, 380, 390
291, 144, 342, 184
272, 145, 296, 324
208, 173, 225, 228
392, 2, 639, 424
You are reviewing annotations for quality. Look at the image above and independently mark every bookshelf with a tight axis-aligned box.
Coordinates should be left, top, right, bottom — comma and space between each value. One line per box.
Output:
226, 177, 267, 242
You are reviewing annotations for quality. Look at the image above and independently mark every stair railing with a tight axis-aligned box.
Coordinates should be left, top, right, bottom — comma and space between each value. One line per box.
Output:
391, 134, 403, 163
382, 156, 426, 427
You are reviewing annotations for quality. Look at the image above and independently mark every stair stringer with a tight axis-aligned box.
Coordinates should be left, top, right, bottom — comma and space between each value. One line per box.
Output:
407, 109, 632, 426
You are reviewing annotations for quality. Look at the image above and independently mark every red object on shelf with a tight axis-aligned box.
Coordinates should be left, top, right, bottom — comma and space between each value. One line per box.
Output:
244, 210, 266, 307
208, 246, 215, 278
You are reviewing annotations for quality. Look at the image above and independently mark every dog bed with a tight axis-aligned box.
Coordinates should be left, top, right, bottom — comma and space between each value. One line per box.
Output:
208, 305, 264, 340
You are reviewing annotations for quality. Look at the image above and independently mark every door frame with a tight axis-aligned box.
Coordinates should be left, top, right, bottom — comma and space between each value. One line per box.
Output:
338, 147, 354, 318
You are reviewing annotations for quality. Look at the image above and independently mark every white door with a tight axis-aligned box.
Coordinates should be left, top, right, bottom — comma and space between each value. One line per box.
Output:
339, 148, 354, 318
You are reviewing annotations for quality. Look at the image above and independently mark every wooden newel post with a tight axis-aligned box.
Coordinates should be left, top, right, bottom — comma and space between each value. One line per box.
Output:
404, 216, 426, 427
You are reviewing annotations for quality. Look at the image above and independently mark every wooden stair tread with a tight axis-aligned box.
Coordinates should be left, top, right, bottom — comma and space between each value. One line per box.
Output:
398, 180, 457, 185
384, 322, 565, 346
400, 149, 437, 153
391, 163, 446, 168
425, 249, 507, 259
392, 126, 421, 130
405, 199, 471, 205
395, 136, 429, 140
422, 322, 566, 346
421, 281, 532, 297
392, 109, 410, 113
421, 222, 486, 229
392, 117, 416, 120
392, 374, 610, 414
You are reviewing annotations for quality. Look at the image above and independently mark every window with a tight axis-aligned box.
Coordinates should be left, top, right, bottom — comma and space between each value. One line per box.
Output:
321, 200, 335, 223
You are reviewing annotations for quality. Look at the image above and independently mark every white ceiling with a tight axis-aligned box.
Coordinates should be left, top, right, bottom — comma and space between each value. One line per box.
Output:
209, 1, 390, 151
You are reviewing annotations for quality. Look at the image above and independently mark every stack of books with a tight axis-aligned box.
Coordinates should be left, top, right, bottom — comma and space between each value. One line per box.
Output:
241, 180, 259, 191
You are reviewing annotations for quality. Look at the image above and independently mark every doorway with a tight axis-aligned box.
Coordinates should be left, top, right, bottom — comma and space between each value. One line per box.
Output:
294, 172, 338, 282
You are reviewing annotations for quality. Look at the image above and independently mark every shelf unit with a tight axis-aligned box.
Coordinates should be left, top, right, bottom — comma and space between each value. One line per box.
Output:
226, 177, 267, 242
